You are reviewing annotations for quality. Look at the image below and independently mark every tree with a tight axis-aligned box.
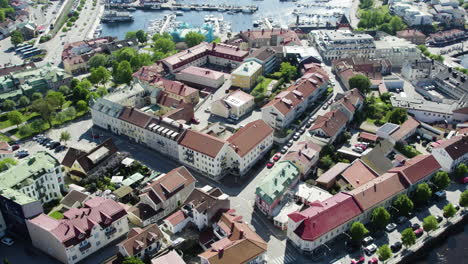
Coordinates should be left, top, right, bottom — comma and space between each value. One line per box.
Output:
349, 74, 371, 94
377, 244, 392, 262
388, 108, 407, 124
280, 62, 298, 82
59, 85, 71, 95
393, 194, 414, 216
0, 0, 9, 8
31, 99, 55, 127
115, 47, 137, 63
60, 131, 71, 145
47, 91, 66, 110
413, 183, 432, 205
18, 124, 33, 136
135, 29, 148, 43
319, 155, 335, 170
30, 119, 45, 131
389, 16, 406, 34
18, 96, 30, 107
0, 158, 17, 172
88, 54, 109, 69
153, 38, 176, 54
454, 163, 468, 179
55, 111, 67, 123
349, 222, 369, 243
76, 100, 88, 112
125, 31, 137, 40
63, 106, 76, 119
359, 0, 374, 9
401, 228, 416, 248
10, 30, 24, 46
96, 86, 108, 97
122, 257, 144, 264
3, 257, 11, 264
185, 31, 205, 47
89, 66, 111, 85
71, 80, 91, 102
114, 61, 133, 84
460, 190, 468, 208
443, 203, 456, 218
7, 110, 23, 128
423, 215, 438, 233
31, 92, 43, 101
152, 32, 172, 42
2, 99, 16, 111
371, 206, 391, 229
432, 171, 451, 191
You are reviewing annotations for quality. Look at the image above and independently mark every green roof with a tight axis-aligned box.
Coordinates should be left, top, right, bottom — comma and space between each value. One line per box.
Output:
232, 61, 262, 77
122, 172, 145, 186
0, 187, 38, 205
0, 151, 59, 190
255, 161, 300, 205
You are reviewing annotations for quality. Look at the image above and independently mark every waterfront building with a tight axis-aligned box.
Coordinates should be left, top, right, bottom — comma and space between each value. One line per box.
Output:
175, 66, 225, 89
388, 154, 442, 191
238, 28, 301, 48
433, 68, 468, 100
211, 90, 255, 120
231, 61, 263, 90
27, 198, 128, 264
396, 29, 426, 45
427, 29, 468, 47
374, 35, 421, 68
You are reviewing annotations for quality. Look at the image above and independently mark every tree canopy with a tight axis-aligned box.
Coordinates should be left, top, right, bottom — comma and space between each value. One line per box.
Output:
358, 6, 406, 35
0, 158, 17, 172
432, 171, 451, 191
349, 74, 371, 94
113, 60, 133, 84
89, 66, 111, 85
2, 99, 16, 111
280, 62, 298, 82
401, 228, 416, 248
10, 30, 24, 46
388, 108, 407, 124
153, 37, 176, 54
413, 183, 432, 205
125, 31, 137, 40
7, 111, 23, 128
88, 54, 109, 69
122, 257, 144, 264
423, 215, 438, 232
459, 190, 468, 208
371, 206, 391, 229
454, 163, 468, 179
135, 30, 148, 43
393, 194, 414, 216
350, 221, 369, 242
185, 31, 205, 47
377, 244, 392, 262
60, 131, 71, 144
443, 203, 457, 218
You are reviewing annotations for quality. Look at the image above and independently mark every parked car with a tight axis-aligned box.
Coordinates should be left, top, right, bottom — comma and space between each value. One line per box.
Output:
272, 153, 281, 161
385, 223, 397, 232
305, 122, 312, 128
40, 138, 51, 145
286, 140, 294, 147
46, 141, 58, 148
50, 142, 60, 149
293, 133, 301, 141
391, 242, 402, 252
434, 191, 446, 199
436, 215, 443, 223
204, 107, 211, 113
460, 177, 468, 184
368, 257, 378, 264
11, 144, 20, 151
266, 162, 274, 169
364, 244, 377, 256
309, 116, 316, 122
15, 150, 29, 159
412, 223, 421, 231
397, 216, 408, 224
362, 236, 374, 246
1, 237, 14, 246
353, 147, 364, 153
322, 105, 328, 110
55, 145, 67, 152
280, 146, 288, 154
414, 228, 424, 237
355, 144, 367, 150
299, 128, 306, 134
351, 256, 365, 264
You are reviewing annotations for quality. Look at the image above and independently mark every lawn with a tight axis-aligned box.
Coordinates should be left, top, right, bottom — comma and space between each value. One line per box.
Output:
0, 111, 39, 130
49, 211, 64, 220
0, 133, 11, 143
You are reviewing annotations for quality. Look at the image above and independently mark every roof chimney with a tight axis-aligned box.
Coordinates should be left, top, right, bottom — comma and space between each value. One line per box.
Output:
239, 229, 244, 238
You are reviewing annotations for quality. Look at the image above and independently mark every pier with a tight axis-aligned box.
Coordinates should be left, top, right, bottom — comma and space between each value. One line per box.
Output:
105, 1, 258, 13
159, 14, 175, 35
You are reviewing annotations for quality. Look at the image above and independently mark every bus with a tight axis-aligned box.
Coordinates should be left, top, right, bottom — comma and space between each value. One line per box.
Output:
15, 44, 33, 53
23, 49, 42, 58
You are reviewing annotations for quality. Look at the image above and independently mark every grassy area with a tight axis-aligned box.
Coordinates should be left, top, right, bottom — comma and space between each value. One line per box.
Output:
50, 0, 76, 37
0, 111, 39, 130
0, 133, 11, 142
49, 211, 64, 220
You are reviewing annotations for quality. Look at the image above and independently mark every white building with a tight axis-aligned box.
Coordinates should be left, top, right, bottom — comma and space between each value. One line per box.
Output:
0, 141, 13, 159
310, 30, 375, 61
211, 90, 255, 120
117, 224, 164, 260
27, 198, 129, 264
432, 135, 468, 172
374, 35, 421, 68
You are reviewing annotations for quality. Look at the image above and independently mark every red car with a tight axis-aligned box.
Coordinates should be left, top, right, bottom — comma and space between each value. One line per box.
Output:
266, 162, 274, 169
351, 256, 365, 264
272, 153, 281, 161
11, 144, 20, 151
460, 177, 468, 184
368, 257, 378, 264
191, 118, 200, 124
415, 228, 424, 237
355, 144, 367, 150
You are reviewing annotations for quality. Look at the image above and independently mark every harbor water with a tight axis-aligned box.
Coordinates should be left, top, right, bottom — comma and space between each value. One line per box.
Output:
101, 0, 352, 39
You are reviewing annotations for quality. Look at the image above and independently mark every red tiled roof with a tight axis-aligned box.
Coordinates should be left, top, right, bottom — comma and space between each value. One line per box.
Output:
165, 210, 187, 226
359, 132, 379, 142
227, 120, 273, 157
179, 66, 224, 80
290, 193, 362, 241
433, 135, 468, 160
316, 163, 351, 186
132, 64, 163, 82
390, 116, 420, 142
340, 160, 378, 189
119, 107, 152, 128
240, 29, 301, 46
151, 77, 198, 97
179, 130, 226, 158
310, 110, 349, 138
388, 155, 441, 184
118, 224, 163, 257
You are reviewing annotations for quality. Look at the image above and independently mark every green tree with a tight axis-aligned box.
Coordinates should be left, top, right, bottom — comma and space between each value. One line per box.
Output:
413, 183, 432, 206
31, 98, 55, 127
154, 38, 176, 54
2, 99, 16, 111
125, 31, 137, 40
389, 16, 406, 34
31, 92, 43, 101
88, 54, 109, 69
96, 86, 108, 97
388, 108, 407, 124
71, 80, 91, 102
89, 66, 111, 85
7, 110, 23, 128
59, 85, 71, 95
18, 96, 30, 107
280, 62, 298, 82
76, 100, 88, 112
135, 29, 148, 43
0, 158, 17, 172
454, 163, 468, 179
423, 215, 438, 233
122, 256, 144, 264
63, 106, 76, 119
55, 111, 67, 124
114, 47, 137, 62
60, 131, 71, 145
30, 119, 45, 131
10, 30, 24, 46
349, 222, 369, 243
0, 0, 9, 8
432, 171, 451, 191
47, 91, 66, 110
371, 206, 391, 229
18, 124, 33, 136
377, 244, 392, 262
319, 155, 335, 170
349, 74, 371, 94
152, 32, 173, 42
114, 61, 133, 84
393, 194, 414, 216
443, 203, 457, 218
459, 190, 468, 208
359, 0, 374, 9
185, 31, 205, 47
401, 228, 416, 248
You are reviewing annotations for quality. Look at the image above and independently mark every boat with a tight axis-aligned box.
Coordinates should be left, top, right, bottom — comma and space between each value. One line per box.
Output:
127, 7, 136, 11
253, 20, 260, 27
204, 15, 210, 21
175, 11, 183, 16
101, 10, 134, 23
227, 11, 234, 14
181, 6, 191, 11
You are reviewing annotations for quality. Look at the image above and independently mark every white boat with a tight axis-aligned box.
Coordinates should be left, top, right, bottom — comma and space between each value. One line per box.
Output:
204, 15, 210, 21
175, 11, 183, 16
127, 7, 136, 11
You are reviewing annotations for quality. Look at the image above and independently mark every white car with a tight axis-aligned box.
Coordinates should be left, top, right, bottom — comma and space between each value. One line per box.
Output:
364, 244, 377, 255
1, 237, 14, 246
204, 107, 211, 113
386, 223, 397, 232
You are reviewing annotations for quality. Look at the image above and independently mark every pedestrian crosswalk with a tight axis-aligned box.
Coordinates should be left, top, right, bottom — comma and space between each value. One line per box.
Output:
268, 254, 297, 264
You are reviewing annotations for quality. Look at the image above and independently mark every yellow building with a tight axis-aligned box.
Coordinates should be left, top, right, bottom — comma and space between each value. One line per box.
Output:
231, 61, 263, 90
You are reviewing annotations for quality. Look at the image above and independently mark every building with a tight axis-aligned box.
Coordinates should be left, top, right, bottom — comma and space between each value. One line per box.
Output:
61, 138, 119, 180
245, 46, 282, 74
128, 166, 196, 226
227, 120, 274, 176
0, 151, 64, 204
175, 66, 225, 89
211, 90, 255, 120
199, 209, 268, 264
309, 109, 349, 144
255, 161, 301, 216
331, 88, 365, 120
27, 197, 129, 264
117, 224, 164, 260
282, 140, 321, 176
151, 250, 185, 264
316, 162, 351, 189
262, 65, 329, 130
0, 62, 36, 77
163, 210, 190, 234
310, 30, 375, 61
338, 159, 379, 189
396, 29, 426, 45
432, 135, 468, 172
0, 141, 13, 159
238, 28, 301, 48
231, 61, 263, 90
60, 190, 91, 210
391, 3, 433, 26
178, 130, 229, 180
427, 29, 468, 47
333, 58, 392, 81
433, 68, 468, 100
161, 42, 249, 73
376, 116, 420, 144
388, 154, 441, 190
373, 35, 421, 68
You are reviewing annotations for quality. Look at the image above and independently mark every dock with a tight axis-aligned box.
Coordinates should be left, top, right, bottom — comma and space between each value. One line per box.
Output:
159, 14, 175, 35
106, 1, 258, 13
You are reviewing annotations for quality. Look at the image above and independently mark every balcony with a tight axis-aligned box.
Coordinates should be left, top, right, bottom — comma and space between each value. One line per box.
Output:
79, 242, 91, 252
105, 227, 117, 237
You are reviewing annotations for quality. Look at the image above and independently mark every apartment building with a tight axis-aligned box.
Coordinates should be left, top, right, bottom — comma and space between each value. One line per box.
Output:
175, 66, 225, 89
245, 46, 282, 74
282, 140, 321, 176
238, 28, 301, 48
231, 61, 263, 90
309, 109, 349, 144
432, 135, 468, 172
117, 224, 164, 260
310, 30, 375, 61
374, 35, 421, 68
433, 68, 468, 100
396, 29, 426, 45
211, 90, 255, 120
27, 198, 128, 264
